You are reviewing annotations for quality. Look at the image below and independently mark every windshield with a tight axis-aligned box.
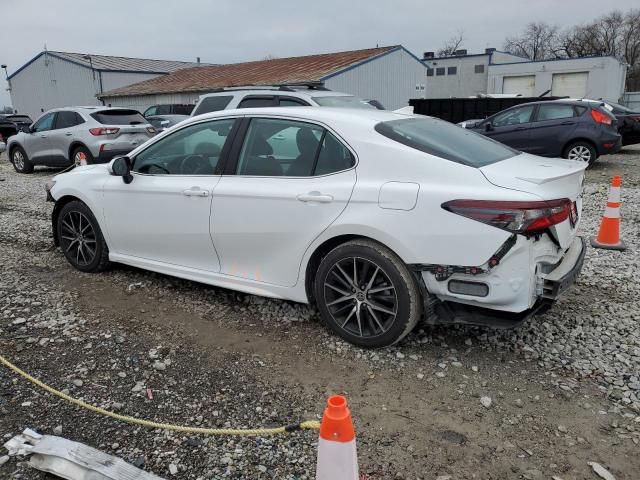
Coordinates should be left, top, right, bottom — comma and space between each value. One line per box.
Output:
375, 117, 518, 167
312, 95, 375, 109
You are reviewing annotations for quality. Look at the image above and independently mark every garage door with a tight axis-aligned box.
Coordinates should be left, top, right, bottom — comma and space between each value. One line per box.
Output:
503, 75, 535, 96
551, 72, 588, 98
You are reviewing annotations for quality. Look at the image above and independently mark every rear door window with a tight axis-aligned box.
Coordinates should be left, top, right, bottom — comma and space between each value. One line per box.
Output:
54, 111, 83, 129
277, 97, 310, 107
238, 96, 276, 108
375, 117, 518, 167
91, 109, 147, 125
535, 104, 576, 121
192, 96, 233, 116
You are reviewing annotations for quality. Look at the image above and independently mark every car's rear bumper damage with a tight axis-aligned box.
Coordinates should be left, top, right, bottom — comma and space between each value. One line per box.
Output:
416, 236, 586, 328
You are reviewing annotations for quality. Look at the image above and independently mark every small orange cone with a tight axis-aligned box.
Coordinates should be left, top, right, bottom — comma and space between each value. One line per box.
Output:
316, 395, 358, 480
591, 175, 626, 251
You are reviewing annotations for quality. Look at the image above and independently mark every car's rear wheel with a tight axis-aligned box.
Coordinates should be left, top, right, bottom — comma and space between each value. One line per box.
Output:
72, 146, 94, 167
314, 239, 422, 348
57, 201, 110, 273
11, 146, 34, 174
563, 141, 596, 164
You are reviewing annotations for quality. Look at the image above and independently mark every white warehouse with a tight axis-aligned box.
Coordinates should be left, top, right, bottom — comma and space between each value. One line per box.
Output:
7, 50, 206, 119
98, 46, 427, 111
487, 56, 627, 103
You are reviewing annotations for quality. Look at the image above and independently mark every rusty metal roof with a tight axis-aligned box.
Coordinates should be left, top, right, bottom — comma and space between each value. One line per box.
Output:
99, 46, 400, 98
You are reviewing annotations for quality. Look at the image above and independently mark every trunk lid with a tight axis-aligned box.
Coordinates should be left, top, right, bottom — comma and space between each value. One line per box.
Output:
480, 153, 587, 249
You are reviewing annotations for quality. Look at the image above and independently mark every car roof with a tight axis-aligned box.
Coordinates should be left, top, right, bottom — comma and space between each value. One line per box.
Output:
188, 106, 409, 127
198, 89, 354, 99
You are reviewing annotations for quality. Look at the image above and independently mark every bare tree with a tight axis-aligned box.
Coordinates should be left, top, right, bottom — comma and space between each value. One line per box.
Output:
437, 31, 464, 57
504, 22, 560, 60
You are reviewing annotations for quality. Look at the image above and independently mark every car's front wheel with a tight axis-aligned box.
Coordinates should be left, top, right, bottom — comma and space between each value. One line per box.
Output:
11, 146, 34, 174
563, 141, 597, 164
57, 201, 110, 272
314, 239, 422, 348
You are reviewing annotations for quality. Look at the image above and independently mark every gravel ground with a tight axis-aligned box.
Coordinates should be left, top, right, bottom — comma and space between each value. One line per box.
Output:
1, 148, 639, 479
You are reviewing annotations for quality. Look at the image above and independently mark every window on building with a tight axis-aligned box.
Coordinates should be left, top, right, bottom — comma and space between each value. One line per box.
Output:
474, 64, 485, 74
426, 68, 434, 77
436, 67, 445, 76
448, 67, 457, 75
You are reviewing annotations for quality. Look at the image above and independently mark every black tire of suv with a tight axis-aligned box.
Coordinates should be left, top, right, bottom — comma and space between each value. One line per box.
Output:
11, 146, 34, 174
314, 239, 422, 348
57, 201, 111, 273
563, 141, 597, 164
72, 146, 94, 166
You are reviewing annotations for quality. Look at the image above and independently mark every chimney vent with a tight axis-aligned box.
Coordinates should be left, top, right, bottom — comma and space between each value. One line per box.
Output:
423, 51, 435, 60
454, 49, 467, 56
485, 48, 496, 54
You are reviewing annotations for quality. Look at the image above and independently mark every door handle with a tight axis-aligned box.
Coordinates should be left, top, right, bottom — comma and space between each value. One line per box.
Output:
65, 132, 73, 136
297, 192, 333, 203
560, 121, 575, 125
182, 188, 209, 197
39, 135, 47, 138
513, 127, 527, 131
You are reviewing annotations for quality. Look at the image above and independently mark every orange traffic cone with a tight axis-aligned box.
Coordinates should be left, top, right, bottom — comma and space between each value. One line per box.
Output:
591, 175, 626, 251
316, 395, 358, 480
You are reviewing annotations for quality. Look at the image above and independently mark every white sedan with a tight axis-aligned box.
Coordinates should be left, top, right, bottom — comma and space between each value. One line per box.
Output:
46, 107, 587, 348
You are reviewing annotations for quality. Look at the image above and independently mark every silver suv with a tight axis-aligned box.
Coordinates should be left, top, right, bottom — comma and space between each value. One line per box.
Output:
6, 107, 155, 174
191, 85, 378, 117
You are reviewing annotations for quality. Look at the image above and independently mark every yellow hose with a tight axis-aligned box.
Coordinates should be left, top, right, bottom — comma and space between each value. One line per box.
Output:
0, 354, 320, 436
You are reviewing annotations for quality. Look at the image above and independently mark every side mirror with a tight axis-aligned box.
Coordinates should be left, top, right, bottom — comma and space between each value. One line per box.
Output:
24, 125, 33, 134
485, 122, 493, 132
110, 156, 133, 184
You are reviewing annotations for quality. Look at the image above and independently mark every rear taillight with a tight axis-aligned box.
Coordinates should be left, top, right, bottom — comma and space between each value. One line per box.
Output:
442, 199, 572, 235
89, 127, 120, 136
591, 109, 612, 125
630, 115, 640, 123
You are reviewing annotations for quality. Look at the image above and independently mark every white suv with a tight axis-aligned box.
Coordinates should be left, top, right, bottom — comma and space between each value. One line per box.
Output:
191, 85, 377, 117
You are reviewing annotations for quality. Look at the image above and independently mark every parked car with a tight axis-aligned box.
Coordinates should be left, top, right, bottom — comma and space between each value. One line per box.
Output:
0, 114, 33, 141
47, 107, 586, 348
0, 135, 5, 155
191, 85, 376, 117
146, 114, 189, 133
463, 100, 621, 164
6, 107, 155, 173
143, 104, 194, 117
552, 99, 640, 146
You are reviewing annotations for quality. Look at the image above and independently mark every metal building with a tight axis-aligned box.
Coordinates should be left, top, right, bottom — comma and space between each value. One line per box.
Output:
98, 46, 427, 111
7, 51, 206, 119
487, 56, 627, 103
422, 48, 527, 98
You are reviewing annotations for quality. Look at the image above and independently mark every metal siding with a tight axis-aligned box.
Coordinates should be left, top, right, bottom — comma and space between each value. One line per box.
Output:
9, 54, 101, 118
423, 56, 490, 99
323, 49, 427, 110
103, 92, 199, 113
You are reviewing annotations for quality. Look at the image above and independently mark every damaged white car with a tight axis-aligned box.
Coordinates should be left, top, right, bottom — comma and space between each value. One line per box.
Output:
46, 107, 586, 347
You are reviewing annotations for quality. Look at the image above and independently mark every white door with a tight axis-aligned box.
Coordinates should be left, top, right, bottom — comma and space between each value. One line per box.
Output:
551, 72, 588, 98
211, 117, 357, 287
503, 75, 536, 96
102, 118, 238, 272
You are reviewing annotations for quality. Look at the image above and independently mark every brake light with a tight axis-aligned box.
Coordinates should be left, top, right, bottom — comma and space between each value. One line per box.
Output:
442, 199, 572, 235
89, 127, 119, 136
591, 109, 612, 125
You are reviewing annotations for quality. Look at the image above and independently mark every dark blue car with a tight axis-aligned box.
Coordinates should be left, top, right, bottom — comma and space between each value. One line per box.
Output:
465, 100, 621, 164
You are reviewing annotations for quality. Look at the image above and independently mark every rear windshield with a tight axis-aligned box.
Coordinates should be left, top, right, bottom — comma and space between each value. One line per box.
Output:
375, 117, 518, 167
313, 96, 375, 109
7, 115, 32, 123
91, 109, 147, 125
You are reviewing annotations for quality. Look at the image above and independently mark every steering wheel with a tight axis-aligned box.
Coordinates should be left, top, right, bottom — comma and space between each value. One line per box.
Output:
179, 155, 210, 175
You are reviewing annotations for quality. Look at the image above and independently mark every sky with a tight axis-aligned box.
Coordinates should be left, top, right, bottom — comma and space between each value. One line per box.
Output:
1, 0, 637, 108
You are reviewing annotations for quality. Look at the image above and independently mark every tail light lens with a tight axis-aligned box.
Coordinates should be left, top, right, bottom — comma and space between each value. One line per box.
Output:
591, 109, 612, 125
442, 199, 572, 235
89, 127, 120, 136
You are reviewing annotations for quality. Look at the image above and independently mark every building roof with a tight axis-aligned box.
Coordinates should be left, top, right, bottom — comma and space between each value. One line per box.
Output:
8, 51, 208, 79
99, 46, 403, 98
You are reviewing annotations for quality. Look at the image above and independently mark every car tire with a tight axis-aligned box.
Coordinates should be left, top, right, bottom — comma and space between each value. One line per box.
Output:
563, 141, 597, 164
314, 239, 422, 348
57, 200, 110, 273
11, 146, 34, 174
72, 146, 94, 167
